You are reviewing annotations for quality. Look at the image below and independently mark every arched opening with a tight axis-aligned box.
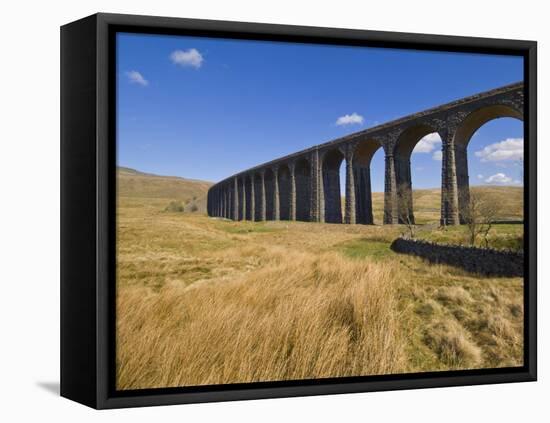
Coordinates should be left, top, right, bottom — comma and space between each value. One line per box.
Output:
225, 184, 232, 219
295, 157, 311, 221
322, 149, 344, 223
264, 168, 275, 220
370, 148, 385, 224
353, 139, 382, 224
226, 184, 231, 218
395, 124, 441, 225
245, 174, 254, 220
253, 174, 263, 221
453, 105, 523, 222
220, 187, 225, 218
218, 187, 222, 217
237, 176, 245, 221
278, 164, 291, 220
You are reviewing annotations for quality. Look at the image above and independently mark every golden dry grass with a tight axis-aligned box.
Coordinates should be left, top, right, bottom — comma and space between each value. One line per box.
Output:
117, 167, 212, 212
116, 175, 524, 390
117, 251, 405, 389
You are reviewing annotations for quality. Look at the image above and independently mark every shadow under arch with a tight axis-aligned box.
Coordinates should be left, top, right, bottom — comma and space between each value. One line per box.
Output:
237, 175, 246, 221
353, 139, 382, 224
277, 163, 291, 220
394, 123, 441, 225
321, 148, 345, 223
253, 173, 264, 221
264, 168, 276, 220
453, 104, 524, 222
223, 182, 232, 219
245, 173, 255, 220
294, 157, 311, 221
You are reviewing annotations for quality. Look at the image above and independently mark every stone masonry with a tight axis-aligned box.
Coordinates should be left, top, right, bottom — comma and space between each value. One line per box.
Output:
208, 82, 524, 225
390, 238, 523, 277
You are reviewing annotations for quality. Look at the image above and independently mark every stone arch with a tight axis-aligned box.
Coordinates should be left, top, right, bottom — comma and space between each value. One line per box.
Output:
295, 157, 311, 221
453, 104, 523, 148
353, 139, 382, 224
394, 123, 440, 224
453, 104, 523, 222
322, 148, 344, 223
278, 164, 291, 220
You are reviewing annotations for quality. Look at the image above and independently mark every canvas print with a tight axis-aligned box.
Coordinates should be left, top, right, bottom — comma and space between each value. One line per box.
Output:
115, 32, 525, 391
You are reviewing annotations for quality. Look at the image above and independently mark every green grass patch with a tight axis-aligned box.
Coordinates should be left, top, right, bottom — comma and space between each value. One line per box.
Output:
338, 238, 394, 260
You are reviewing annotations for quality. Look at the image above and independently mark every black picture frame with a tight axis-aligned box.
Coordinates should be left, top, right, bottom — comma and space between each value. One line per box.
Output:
60, 12, 537, 409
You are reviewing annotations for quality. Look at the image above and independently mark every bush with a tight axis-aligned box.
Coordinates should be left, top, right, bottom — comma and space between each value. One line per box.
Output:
165, 201, 185, 213
190, 204, 198, 212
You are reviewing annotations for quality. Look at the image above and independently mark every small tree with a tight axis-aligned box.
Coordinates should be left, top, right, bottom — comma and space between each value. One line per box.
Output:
401, 212, 416, 239
463, 191, 498, 247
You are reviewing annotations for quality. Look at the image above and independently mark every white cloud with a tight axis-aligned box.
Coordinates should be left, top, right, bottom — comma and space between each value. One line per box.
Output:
170, 48, 204, 69
477, 174, 484, 179
485, 173, 513, 184
475, 138, 523, 162
413, 133, 441, 153
126, 70, 148, 86
336, 113, 364, 126
432, 150, 443, 161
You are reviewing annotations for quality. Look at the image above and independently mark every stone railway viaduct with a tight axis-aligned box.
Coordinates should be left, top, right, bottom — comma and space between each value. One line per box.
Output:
207, 82, 523, 225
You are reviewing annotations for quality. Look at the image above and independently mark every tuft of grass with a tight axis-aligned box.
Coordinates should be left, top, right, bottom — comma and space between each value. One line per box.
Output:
435, 286, 473, 306
423, 319, 482, 368
164, 200, 185, 213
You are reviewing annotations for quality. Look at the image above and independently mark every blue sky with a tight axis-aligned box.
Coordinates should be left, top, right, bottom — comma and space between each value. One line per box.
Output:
117, 32, 524, 192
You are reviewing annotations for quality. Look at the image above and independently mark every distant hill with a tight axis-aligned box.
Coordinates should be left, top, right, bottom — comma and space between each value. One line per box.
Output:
371, 185, 523, 224
117, 167, 213, 213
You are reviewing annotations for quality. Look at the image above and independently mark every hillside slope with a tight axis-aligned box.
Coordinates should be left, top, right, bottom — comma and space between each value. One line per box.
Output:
117, 167, 213, 213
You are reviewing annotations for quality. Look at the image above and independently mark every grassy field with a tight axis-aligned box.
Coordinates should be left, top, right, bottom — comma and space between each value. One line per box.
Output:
371, 185, 523, 225
116, 170, 524, 390
117, 167, 212, 213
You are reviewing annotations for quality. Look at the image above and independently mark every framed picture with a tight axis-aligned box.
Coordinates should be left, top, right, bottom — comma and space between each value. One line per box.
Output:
60, 13, 537, 409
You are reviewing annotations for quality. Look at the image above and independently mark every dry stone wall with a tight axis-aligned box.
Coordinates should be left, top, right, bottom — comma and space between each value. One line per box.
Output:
390, 238, 523, 277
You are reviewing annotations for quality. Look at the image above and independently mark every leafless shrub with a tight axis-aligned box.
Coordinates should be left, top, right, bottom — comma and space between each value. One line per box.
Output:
463, 191, 498, 247
398, 183, 416, 239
